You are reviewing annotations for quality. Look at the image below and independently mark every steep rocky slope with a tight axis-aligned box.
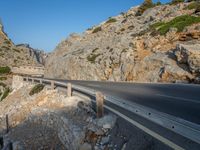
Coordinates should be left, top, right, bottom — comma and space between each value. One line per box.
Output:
0, 81, 117, 149
0, 23, 45, 67
0, 22, 46, 102
45, 2, 200, 83
0, 77, 171, 150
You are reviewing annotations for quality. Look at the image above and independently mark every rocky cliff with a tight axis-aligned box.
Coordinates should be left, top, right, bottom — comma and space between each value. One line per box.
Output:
0, 21, 46, 101
0, 23, 45, 67
45, 2, 200, 83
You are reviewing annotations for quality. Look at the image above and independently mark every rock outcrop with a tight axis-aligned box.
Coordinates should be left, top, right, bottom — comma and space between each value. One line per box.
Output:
45, 2, 200, 83
0, 24, 46, 67
0, 78, 172, 150
175, 43, 200, 74
0, 82, 117, 150
0, 22, 47, 102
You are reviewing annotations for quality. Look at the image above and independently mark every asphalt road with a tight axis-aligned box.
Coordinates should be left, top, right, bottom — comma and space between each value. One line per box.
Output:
54, 80, 200, 125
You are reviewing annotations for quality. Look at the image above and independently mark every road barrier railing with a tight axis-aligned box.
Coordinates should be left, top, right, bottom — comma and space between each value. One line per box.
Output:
23, 77, 200, 147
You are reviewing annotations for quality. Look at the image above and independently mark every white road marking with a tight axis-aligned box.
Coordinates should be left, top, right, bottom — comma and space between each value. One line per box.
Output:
156, 94, 200, 104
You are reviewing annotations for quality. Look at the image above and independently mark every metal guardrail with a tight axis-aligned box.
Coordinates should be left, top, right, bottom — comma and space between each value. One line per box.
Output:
24, 77, 200, 146
1, 142, 12, 150
1, 115, 13, 150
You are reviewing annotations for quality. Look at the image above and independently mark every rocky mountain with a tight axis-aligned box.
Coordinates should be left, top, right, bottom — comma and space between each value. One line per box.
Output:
45, 1, 200, 83
0, 23, 45, 67
0, 21, 46, 101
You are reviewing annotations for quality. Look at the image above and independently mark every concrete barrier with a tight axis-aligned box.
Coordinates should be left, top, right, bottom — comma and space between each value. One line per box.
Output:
11, 66, 44, 77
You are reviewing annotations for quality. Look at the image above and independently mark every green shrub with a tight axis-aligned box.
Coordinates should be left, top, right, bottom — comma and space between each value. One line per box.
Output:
186, 2, 197, 9
105, 18, 117, 24
185, 1, 200, 12
87, 53, 101, 63
120, 28, 126, 32
3, 40, 11, 45
136, 0, 155, 16
170, 0, 185, 5
0, 77, 7, 81
29, 84, 45, 96
92, 48, 99, 53
0, 66, 11, 74
0, 82, 6, 87
92, 27, 102, 33
13, 48, 20, 53
156, 1, 162, 5
195, 2, 200, 13
0, 88, 10, 101
151, 15, 200, 35
1, 46, 10, 50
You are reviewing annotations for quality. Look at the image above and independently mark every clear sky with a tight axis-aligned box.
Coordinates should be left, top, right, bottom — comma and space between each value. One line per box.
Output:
0, 0, 169, 52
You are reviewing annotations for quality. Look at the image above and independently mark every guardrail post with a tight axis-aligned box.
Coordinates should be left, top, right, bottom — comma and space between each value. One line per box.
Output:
67, 83, 72, 97
96, 92, 104, 118
31, 78, 34, 84
8, 142, 13, 150
26, 77, 29, 82
6, 115, 9, 133
51, 81, 55, 89
40, 79, 43, 84
0, 137, 3, 149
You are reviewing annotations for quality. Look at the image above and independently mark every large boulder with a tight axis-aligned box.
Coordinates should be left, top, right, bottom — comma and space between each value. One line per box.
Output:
175, 44, 200, 74
132, 53, 193, 83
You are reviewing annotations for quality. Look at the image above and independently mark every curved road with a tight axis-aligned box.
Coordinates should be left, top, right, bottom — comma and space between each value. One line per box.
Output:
55, 79, 200, 125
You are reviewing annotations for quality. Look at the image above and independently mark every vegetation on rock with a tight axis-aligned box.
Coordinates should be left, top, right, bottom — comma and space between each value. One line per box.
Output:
0, 66, 11, 74
105, 18, 117, 24
87, 53, 101, 63
136, 0, 155, 16
0, 76, 7, 81
151, 15, 200, 35
170, 0, 185, 5
92, 26, 102, 33
0, 88, 9, 101
185, 1, 200, 12
45, 1, 200, 83
29, 84, 45, 96
0, 82, 6, 87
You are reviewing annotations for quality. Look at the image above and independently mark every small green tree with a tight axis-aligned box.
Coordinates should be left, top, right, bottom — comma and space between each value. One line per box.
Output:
171, 0, 185, 5
136, 0, 154, 16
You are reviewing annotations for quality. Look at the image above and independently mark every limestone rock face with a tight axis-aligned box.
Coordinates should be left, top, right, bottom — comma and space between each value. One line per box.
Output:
175, 44, 200, 74
0, 84, 116, 149
45, 2, 200, 83
0, 25, 46, 67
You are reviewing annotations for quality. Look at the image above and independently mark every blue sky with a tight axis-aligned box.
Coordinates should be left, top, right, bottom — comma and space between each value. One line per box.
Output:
0, 0, 169, 52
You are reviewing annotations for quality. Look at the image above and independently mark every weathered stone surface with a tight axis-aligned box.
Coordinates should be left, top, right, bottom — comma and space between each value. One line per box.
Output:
80, 143, 92, 150
45, 2, 199, 83
0, 84, 117, 150
0, 25, 46, 67
175, 44, 200, 74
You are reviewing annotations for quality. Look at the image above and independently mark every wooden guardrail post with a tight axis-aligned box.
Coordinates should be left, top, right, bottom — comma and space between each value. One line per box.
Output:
6, 115, 9, 133
26, 77, 29, 82
8, 142, 13, 150
96, 92, 104, 118
0, 137, 3, 149
67, 83, 72, 97
31, 78, 34, 84
40, 79, 43, 84
51, 81, 55, 89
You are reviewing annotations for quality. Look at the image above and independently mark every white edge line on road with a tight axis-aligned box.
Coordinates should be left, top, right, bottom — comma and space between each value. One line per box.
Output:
102, 104, 185, 150
156, 94, 200, 104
